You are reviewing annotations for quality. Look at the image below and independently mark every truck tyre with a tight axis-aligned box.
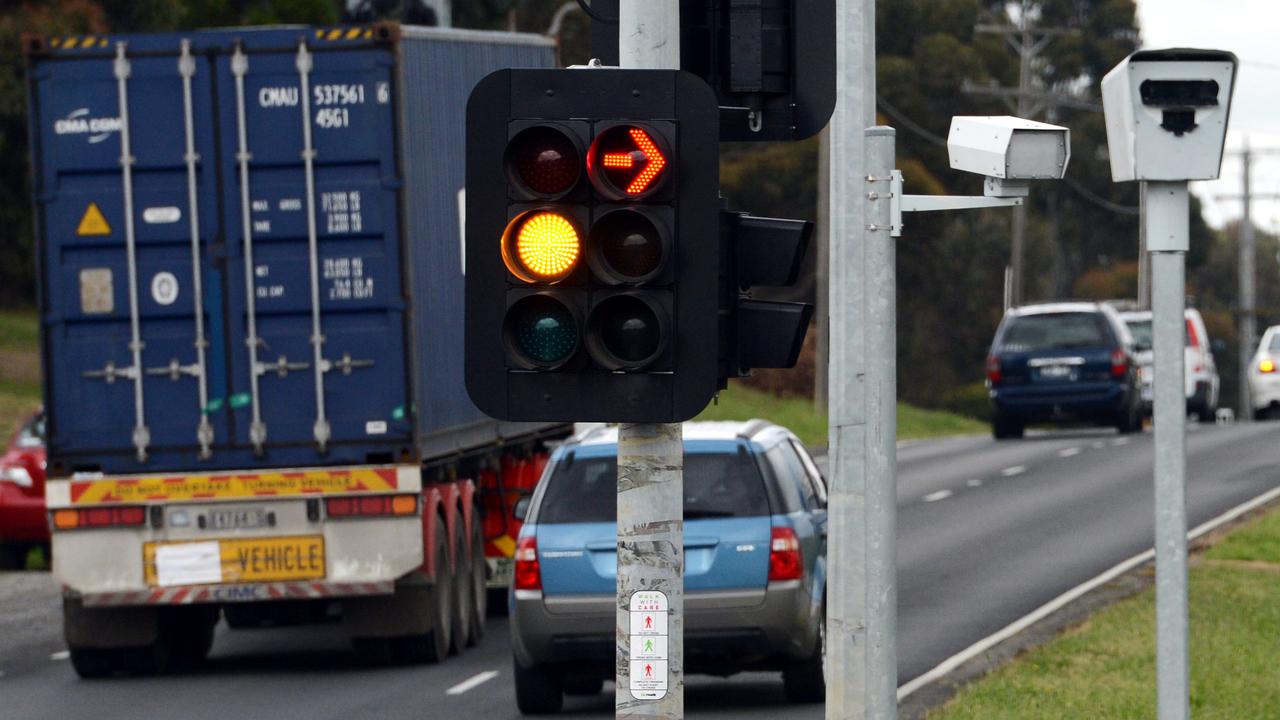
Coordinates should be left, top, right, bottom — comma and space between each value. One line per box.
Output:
783, 610, 826, 703
450, 516, 474, 654
468, 507, 487, 645
389, 520, 452, 664
64, 596, 168, 677
515, 660, 564, 715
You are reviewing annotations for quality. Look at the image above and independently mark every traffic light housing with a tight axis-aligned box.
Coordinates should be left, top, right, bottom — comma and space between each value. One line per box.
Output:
465, 69, 720, 423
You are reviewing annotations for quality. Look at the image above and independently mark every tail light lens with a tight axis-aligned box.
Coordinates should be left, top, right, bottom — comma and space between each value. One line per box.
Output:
985, 355, 1002, 384
326, 494, 418, 519
1110, 348, 1128, 378
514, 535, 542, 591
1260, 358, 1277, 374
52, 506, 147, 531
768, 526, 804, 582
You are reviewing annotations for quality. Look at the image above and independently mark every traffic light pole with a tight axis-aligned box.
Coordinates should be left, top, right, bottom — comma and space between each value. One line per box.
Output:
1146, 181, 1191, 720
828, 0, 898, 718
615, 3, 683, 719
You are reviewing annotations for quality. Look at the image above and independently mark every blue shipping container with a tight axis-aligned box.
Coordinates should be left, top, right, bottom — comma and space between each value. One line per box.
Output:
27, 25, 559, 475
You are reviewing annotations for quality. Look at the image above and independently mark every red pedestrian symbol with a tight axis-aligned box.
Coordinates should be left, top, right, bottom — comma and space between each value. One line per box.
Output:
644, 663, 653, 678
645, 615, 653, 629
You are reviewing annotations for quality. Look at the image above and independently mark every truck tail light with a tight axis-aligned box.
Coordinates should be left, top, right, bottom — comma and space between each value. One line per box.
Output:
768, 526, 804, 582
1111, 348, 1128, 378
326, 494, 419, 519
52, 506, 147, 530
513, 535, 542, 591
986, 355, 1002, 384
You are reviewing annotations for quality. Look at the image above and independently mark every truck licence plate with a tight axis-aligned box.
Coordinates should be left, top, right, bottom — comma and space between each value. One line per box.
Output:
207, 508, 269, 530
144, 536, 325, 587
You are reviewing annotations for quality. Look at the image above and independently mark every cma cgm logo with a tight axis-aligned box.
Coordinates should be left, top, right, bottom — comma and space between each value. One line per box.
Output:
54, 108, 122, 143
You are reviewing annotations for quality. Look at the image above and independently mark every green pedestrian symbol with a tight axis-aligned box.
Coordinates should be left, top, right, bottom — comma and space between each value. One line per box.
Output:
644, 639, 654, 653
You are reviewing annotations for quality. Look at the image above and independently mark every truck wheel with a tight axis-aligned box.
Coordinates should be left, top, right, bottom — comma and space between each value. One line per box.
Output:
468, 509, 487, 645
390, 520, 452, 664
450, 517, 474, 654
515, 660, 564, 715
783, 610, 826, 703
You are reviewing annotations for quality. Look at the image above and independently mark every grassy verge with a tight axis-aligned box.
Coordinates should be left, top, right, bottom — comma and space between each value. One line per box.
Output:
928, 508, 1280, 719
0, 309, 40, 442
696, 382, 987, 447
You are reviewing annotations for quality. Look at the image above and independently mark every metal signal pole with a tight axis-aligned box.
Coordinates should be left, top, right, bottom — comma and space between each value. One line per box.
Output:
615, 6, 683, 719
828, 0, 896, 718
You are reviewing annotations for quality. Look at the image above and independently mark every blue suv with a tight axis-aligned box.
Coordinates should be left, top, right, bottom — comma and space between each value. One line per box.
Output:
987, 302, 1143, 439
508, 421, 828, 714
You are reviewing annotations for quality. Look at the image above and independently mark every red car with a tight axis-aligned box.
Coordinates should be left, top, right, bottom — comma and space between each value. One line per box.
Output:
0, 409, 47, 569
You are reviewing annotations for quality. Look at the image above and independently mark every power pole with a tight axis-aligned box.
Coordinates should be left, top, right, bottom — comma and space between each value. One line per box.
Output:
827, 0, 894, 717
614, 7, 683, 720
968, 0, 1082, 305
1215, 142, 1280, 420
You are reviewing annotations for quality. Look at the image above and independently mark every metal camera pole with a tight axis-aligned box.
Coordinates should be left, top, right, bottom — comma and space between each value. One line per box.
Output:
1146, 181, 1190, 720
828, 0, 896, 717
615, 4, 683, 719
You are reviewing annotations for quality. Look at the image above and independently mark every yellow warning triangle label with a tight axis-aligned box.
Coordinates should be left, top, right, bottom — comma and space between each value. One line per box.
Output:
76, 203, 111, 236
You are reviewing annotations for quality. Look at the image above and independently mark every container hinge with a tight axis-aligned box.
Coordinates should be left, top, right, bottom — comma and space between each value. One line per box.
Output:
233, 43, 267, 457
180, 38, 213, 461
255, 356, 311, 378
297, 40, 330, 455
320, 353, 375, 376
115, 40, 148, 464
145, 359, 204, 382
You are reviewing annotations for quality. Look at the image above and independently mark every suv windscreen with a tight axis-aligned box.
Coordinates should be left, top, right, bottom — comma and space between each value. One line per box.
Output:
537, 449, 770, 524
1125, 319, 1153, 351
1000, 312, 1112, 352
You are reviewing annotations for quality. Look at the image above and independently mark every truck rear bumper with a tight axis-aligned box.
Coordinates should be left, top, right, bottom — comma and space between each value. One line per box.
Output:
73, 579, 395, 607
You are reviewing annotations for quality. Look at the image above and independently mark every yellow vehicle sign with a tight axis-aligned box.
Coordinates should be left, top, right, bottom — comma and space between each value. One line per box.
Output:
71, 467, 399, 505
143, 536, 326, 587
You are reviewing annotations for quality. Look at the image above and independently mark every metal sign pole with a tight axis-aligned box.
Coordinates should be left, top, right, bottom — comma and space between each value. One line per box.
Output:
1146, 180, 1191, 720
827, 0, 894, 717
616, 4, 683, 718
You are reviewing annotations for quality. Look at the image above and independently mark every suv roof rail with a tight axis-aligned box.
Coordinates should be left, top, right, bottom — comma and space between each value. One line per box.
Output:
736, 418, 774, 440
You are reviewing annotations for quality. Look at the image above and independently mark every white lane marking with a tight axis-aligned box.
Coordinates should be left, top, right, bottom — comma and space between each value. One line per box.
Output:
967, 479, 983, 488
50, 651, 69, 661
923, 490, 954, 503
1092, 441, 1106, 449
1112, 437, 1131, 446
897, 482, 1280, 701
1057, 447, 1082, 458
1001, 465, 1027, 477
446, 670, 500, 696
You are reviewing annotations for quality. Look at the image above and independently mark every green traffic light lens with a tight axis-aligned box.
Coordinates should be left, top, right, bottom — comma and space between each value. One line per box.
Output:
587, 293, 667, 371
505, 294, 580, 369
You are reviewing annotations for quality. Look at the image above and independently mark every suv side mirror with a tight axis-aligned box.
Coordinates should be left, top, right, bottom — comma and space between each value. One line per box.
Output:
513, 496, 531, 522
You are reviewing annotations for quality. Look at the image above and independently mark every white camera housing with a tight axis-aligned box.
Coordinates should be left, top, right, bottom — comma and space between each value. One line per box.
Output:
947, 116, 1071, 197
1101, 48, 1237, 182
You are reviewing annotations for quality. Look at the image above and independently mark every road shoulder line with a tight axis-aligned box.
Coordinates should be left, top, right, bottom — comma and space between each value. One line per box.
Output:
897, 483, 1280, 704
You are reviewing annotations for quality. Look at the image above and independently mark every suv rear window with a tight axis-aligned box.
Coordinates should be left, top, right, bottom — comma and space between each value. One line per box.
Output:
1000, 312, 1112, 352
537, 450, 770, 524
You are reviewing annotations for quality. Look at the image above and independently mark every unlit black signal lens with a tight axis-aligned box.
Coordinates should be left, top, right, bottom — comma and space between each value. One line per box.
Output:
589, 209, 667, 285
504, 294, 580, 369
587, 294, 667, 371
507, 126, 581, 198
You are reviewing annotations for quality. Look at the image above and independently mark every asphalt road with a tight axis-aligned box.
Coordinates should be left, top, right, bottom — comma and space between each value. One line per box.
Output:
2, 421, 1279, 719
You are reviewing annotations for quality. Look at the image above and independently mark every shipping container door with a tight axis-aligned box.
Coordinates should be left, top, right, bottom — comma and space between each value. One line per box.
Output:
215, 42, 410, 465
34, 43, 228, 471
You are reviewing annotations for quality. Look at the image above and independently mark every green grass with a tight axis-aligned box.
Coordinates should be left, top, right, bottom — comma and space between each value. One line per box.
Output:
0, 309, 40, 441
929, 509, 1280, 720
695, 383, 987, 446
0, 309, 38, 353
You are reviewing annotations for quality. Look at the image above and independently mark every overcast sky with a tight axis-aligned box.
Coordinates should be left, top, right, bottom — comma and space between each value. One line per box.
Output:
1137, 0, 1280, 229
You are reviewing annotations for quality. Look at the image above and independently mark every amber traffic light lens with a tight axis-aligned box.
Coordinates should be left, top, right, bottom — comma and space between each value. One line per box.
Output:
589, 209, 667, 284
505, 294, 580, 369
588, 125, 669, 200
507, 126, 582, 198
502, 210, 582, 283
587, 293, 667, 371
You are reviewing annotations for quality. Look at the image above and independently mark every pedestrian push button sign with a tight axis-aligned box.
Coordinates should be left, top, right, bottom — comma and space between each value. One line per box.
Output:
628, 590, 669, 701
